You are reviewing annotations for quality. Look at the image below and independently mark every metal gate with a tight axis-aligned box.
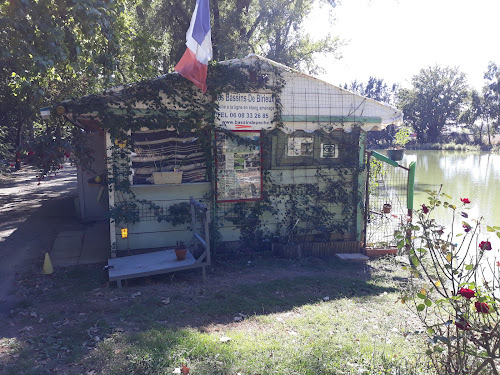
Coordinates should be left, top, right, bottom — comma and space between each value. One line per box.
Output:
364, 151, 415, 250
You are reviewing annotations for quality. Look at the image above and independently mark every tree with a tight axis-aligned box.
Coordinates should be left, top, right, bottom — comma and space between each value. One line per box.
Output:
483, 61, 500, 140
397, 66, 468, 143
344, 77, 400, 147
344, 76, 399, 106
458, 89, 490, 147
0, 0, 161, 170
145, 0, 341, 75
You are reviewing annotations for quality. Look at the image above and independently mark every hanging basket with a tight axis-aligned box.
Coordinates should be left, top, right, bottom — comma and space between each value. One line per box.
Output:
386, 149, 404, 161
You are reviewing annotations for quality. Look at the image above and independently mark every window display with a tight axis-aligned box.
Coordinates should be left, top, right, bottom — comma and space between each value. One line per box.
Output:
215, 131, 262, 201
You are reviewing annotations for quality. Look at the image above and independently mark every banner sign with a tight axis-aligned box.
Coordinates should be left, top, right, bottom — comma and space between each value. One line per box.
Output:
215, 92, 275, 130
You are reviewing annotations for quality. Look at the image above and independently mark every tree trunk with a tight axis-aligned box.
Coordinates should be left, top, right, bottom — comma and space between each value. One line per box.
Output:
479, 122, 483, 146
486, 121, 492, 147
15, 119, 23, 171
212, 0, 220, 60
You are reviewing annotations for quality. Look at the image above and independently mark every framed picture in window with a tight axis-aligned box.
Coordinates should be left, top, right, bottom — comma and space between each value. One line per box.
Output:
215, 130, 263, 202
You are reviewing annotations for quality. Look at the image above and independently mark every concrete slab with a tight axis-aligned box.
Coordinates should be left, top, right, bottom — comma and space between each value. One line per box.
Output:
79, 222, 110, 264
336, 253, 369, 262
56, 230, 85, 238
51, 231, 83, 267
51, 221, 109, 266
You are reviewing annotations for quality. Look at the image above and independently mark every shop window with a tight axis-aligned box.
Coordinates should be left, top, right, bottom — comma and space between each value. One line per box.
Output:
272, 130, 345, 168
215, 130, 263, 202
131, 129, 207, 184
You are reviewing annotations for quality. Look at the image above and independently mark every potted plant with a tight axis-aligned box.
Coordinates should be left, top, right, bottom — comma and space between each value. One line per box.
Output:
152, 168, 183, 184
386, 126, 410, 161
174, 241, 188, 261
147, 143, 185, 184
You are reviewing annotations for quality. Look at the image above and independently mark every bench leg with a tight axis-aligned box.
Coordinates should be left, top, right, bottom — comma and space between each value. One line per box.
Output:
117, 279, 122, 288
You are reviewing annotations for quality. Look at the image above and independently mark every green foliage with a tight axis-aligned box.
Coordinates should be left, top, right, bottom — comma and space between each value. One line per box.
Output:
392, 126, 411, 148
67, 62, 277, 240
482, 62, 500, 141
398, 66, 469, 143
344, 76, 399, 106
396, 190, 500, 374
0, 0, 162, 172
74, 60, 362, 246
144, 0, 342, 75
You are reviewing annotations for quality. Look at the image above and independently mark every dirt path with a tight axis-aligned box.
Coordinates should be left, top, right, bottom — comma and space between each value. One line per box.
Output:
0, 165, 80, 317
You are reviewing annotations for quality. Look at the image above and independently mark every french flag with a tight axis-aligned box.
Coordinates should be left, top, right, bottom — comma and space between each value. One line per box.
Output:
175, 0, 212, 93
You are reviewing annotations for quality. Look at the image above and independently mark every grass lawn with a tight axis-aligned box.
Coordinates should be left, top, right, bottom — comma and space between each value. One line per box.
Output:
0, 255, 433, 374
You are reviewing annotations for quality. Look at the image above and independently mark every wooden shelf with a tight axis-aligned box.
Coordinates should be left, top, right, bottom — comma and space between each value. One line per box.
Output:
108, 249, 200, 286
130, 181, 210, 189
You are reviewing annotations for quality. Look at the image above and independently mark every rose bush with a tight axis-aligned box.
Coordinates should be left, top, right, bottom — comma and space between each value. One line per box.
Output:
396, 190, 500, 375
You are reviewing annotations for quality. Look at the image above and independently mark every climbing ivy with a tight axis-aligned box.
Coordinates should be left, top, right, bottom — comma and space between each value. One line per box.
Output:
55, 60, 364, 251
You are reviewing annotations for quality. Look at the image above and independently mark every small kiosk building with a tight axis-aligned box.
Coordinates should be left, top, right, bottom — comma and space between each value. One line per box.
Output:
62, 54, 402, 284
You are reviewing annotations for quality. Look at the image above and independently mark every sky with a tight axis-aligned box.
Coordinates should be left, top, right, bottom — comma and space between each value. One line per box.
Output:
306, 0, 500, 90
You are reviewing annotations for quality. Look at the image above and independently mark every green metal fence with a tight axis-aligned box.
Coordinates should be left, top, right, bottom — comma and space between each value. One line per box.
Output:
364, 151, 415, 249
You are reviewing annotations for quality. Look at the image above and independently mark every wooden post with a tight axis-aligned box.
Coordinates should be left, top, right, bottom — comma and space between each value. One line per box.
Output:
205, 207, 211, 265
106, 132, 117, 258
190, 195, 196, 236
406, 162, 416, 254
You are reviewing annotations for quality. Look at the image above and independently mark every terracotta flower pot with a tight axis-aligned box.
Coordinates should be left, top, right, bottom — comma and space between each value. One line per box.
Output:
174, 247, 188, 261
383, 203, 392, 213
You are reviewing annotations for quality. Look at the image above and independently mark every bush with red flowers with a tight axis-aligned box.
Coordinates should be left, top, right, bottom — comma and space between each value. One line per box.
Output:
458, 288, 475, 299
479, 241, 492, 251
474, 301, 490, 314
396, 190, 500, 375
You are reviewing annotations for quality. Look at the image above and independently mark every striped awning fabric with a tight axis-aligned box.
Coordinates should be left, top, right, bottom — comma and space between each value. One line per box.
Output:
131, 129, 207, 184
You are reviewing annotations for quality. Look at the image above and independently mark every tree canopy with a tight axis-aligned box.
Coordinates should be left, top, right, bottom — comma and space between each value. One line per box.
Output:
0, 0, 162, 169
0, 0, 343, 171
397, 66, 469, 143
343, 77, 399, 106
483, 62, 500, 135
144, 0, 341, 74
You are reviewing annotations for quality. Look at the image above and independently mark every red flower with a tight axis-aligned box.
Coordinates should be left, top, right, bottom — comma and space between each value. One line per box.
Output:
458, 288, 475, 299
475, 301, 490, 314
460, 198, 471, 204
497, 261, 500, 267
479, 241, 492, 251
462, 223, 471, 232
455, 318, 470, 330
421, 204, 429, 214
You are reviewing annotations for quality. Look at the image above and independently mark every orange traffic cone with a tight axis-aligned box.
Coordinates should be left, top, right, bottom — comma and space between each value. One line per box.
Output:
43, 252, 53, 274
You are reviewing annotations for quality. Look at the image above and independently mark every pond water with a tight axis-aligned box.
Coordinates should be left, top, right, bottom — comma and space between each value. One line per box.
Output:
398, 150, 500, 272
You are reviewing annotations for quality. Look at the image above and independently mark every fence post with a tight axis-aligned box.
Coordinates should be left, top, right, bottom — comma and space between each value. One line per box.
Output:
406, 162, 416, 253
356, 132, 366, 243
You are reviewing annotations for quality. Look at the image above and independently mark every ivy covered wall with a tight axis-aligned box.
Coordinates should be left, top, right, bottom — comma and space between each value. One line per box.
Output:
60, 55, 401, 255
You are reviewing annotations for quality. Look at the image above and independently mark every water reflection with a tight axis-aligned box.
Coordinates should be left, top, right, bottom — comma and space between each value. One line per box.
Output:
398, 150, 500, 276
399, 151, 500, 228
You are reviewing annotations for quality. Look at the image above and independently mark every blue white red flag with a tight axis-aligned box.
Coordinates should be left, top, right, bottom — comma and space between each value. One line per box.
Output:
174, 0, 212, 93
